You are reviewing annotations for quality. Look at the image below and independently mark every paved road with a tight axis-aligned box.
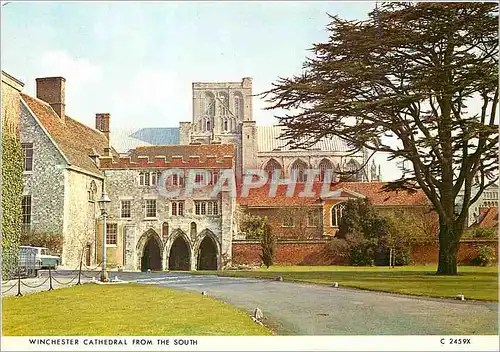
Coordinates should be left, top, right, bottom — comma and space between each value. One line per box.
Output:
3, 271, 498, 335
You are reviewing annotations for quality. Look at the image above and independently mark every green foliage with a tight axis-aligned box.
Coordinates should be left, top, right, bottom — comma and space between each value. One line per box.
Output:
20, 231, 63, 254
261, 2, 499, 275
259, 219, 276, 269
240, 215, 268, 240
473, 228, 497, 239
473, 246, 496, 267
1, 135, 24, 279
336, 199, 391, 266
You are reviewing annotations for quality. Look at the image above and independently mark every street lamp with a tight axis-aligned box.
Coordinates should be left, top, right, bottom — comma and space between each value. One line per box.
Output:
98, 192, 111, 281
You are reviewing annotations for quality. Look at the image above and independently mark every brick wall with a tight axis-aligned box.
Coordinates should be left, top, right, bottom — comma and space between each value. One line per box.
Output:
232, 240, 343, 266
233, 240, 498, 266
412, 240, 498, 264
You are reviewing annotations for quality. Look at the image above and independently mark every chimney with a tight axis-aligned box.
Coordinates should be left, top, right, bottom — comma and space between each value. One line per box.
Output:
95, 113, 110, 140
36, 77, 66, 120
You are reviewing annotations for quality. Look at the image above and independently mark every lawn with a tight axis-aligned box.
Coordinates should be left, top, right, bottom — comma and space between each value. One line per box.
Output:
2, 283, 271, 336
191, 265, 499, 301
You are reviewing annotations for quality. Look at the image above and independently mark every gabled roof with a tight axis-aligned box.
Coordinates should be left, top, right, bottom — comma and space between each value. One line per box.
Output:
237, 181, 429, 207
330, 182, 429, 206
21, 93, 116, 176
475, 207, 498, 229
257, 125, 352, 153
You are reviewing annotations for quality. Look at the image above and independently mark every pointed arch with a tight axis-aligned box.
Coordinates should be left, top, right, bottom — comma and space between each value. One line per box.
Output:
234, 91, 244, 119
136, 229, 163, 271
167, 229, 192, 271
318, 158, 334, 182
264, 158, 282, 180
291, 159, 308, 182
194, 229, 220, 271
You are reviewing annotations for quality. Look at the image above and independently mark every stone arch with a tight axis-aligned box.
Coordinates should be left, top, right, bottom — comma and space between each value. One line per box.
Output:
290, 158, 308, 182
194, 229, 220, 271
204, 91, 215, 117
167, 229, 192, 271
263, 158, 282, 180
345, 159, 361, 181
136, 229, 163, 272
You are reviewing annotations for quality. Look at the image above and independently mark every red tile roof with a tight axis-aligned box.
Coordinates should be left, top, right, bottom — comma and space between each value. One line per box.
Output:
99, 144, 235, 169
330, 182, 429, 206
238, 181, 429, 207
130, 144, 234, 163
21, 93, 115, 176
477, 207, 498, 229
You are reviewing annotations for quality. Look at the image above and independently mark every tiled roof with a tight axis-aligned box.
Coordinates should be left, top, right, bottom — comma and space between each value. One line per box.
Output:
21, 93, 115, 176
330, 182, 430, 206
476, 207, 498, 229
257, 125, 352, 152
130, 144, 234, 163
238, 181, 429, 207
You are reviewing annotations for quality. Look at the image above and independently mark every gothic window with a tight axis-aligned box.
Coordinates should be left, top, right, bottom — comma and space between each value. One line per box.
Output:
206, 120, 211, 131
331, 203, 346, 227
162, 222, 169, 237
234, 92, 244, 119
218, 92, 229, 116
346, 159, 361, 181
204, 92, 215, 117
264, 159, 282, 181
319, 159, 334, 182
190, 222, 197, 237
291, 159, 308, 182
223, 120, 228, 131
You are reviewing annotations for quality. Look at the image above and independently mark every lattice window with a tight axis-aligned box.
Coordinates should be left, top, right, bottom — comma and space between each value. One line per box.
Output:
22, 143, 33, 172
331, 203, 346, 227
106, 223, 117, 245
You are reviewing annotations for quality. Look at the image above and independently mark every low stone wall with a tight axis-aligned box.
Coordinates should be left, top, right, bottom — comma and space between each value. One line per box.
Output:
232, 239, 498, 266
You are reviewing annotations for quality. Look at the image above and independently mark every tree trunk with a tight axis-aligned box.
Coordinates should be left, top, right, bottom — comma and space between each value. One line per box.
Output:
436, 221, 460, 275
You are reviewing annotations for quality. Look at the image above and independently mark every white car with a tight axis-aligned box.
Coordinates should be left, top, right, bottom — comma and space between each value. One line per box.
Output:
19, 246, 60, 270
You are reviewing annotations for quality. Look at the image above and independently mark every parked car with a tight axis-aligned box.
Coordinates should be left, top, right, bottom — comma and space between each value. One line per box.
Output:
19, 246, 60, 270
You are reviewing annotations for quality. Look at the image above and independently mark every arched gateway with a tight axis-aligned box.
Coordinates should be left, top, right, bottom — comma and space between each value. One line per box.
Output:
137, 229, 163, 272
196, 230, 220, 270
169, 235, 191, 271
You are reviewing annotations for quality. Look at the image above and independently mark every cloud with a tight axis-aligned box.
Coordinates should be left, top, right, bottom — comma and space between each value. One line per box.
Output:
39, 50, 102, 84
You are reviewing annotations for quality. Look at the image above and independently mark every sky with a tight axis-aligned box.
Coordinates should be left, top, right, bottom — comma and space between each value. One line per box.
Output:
1, 1, 405, 180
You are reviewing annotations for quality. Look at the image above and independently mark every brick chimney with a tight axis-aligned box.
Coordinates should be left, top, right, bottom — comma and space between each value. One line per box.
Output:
36, 77, 66, 121
95, 113, 110, 140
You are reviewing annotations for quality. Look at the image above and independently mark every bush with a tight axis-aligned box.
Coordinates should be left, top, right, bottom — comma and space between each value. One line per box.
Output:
473, 228, 497, 239
260, 221, 276, 269
474, 246, 496, 266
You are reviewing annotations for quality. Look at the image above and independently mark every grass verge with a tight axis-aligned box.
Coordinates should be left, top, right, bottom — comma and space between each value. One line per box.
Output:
190, 265, 498, 301
2, 283, 271, 336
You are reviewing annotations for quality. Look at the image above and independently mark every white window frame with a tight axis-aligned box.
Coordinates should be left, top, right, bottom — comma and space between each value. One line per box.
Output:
330, 203, 346, 228
106, 223, 118, 247
120, 200, 132, 219
144, 199, 157, 219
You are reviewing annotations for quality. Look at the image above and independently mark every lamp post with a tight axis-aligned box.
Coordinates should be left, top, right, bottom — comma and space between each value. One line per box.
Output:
98, 192, 111, 282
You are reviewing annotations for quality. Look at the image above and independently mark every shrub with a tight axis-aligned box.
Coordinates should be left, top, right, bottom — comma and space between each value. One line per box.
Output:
260, 221, 276, 269
473, 228, 497, 239
474, 245, 496, 266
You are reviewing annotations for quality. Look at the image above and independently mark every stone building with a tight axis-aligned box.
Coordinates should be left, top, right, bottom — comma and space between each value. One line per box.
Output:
19, 77, 113, 268
99, 144, 236, 271
2, 71, 24, 136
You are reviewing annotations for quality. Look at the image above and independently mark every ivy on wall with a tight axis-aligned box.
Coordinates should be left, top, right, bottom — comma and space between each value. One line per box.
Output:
2, 134, 23, 279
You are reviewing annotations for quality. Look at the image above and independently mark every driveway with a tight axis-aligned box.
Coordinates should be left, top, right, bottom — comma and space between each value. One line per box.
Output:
129, 272, 497, 335
3, 271, 497, 335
